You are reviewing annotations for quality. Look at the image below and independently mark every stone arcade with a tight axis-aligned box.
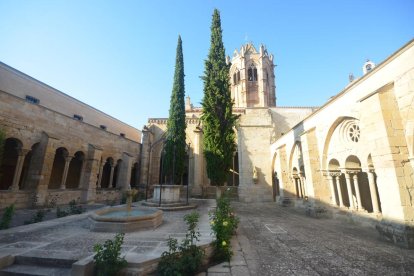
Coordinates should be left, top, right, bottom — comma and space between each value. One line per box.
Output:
1, 40, 414, 248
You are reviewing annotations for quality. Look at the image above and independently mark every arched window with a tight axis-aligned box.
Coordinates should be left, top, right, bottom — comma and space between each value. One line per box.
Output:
233, 70, 241, 85
248, 64, 257, 81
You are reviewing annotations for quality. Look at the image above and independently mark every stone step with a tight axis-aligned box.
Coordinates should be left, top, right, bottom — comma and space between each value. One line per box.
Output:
14, 255, 75, 268
0, 264, 71, 276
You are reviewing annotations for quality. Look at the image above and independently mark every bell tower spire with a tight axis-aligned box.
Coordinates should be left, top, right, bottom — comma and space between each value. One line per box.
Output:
229, 43, 276, 108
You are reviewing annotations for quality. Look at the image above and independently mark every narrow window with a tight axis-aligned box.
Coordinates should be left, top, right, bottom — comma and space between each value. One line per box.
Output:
237, 71, 240, 83
73, 114, 83, 121
233, 73, 237, 84
248, 64, 257, 81
25, 95, 40, 104
100, 125, 107, 130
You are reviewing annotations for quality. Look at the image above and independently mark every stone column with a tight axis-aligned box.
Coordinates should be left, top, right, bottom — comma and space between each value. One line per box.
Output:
335, 174, 344, 207
327, 174, 337, 206
96, 162, 104, 188
60, 156, 73, 189
368, 171, 380, 213
345, 172, 355, 210
117, 152, 133, 191
300, 174, 307, 197
192, 126, 203, 196
10, 149, 28, 191
298, 178, 303, 198
353, 174, 364, 210
108, 164, 115, 188
139, 126, 152, 185
80, 144, 102, 203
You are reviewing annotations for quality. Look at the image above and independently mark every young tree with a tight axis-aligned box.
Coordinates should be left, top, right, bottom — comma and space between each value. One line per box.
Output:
163, 35, 187, 184
201, 9, 238, 186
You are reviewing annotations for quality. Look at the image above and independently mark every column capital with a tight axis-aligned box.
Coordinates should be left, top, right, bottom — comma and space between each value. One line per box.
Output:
323, 171, 341, 177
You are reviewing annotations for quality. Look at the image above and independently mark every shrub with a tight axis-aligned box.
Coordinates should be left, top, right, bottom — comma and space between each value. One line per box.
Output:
209, 192, 239, 262
69, 200, 84, 214
0, 204, 15, 229
56, 200, 83, 218
158, 211, 205, 276
24, 209, 45, 225
56, 206, 69, 218
93, 233, 127, 276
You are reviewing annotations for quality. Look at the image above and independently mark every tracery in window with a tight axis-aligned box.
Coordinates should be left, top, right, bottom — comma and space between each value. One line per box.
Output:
248, 64, 257, 81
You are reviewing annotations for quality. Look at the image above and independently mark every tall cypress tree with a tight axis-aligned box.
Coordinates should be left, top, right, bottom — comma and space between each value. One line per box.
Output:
201, 9, 238, 186
163, 35, 186, 185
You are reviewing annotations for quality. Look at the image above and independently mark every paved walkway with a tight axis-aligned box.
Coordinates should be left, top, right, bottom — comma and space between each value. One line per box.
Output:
204, 202, 414, 276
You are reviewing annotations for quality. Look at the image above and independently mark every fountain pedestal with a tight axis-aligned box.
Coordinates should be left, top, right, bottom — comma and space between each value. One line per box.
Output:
142, 184, 197, 210
152, 184, 181, 204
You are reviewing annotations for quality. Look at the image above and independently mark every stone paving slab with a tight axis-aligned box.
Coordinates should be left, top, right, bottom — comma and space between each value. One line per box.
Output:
227, 202, 414, 276
0, 199, 215, 275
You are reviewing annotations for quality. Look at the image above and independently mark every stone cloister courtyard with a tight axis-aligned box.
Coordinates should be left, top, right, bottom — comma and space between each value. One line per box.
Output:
1, 199, 414, 275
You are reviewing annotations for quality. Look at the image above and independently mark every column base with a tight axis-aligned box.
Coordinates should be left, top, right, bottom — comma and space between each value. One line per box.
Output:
376, 220, 414, 249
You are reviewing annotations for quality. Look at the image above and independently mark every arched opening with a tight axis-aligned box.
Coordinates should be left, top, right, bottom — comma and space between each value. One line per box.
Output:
0, 138, 23, 190
292, 167, 301, 198
130, 162, 139, 188
271, 152, 279, 201
366, 154, 382, 213
49, 147, 69, 189
19, 143, 39, 190
101, 157, 113, 188
345, 155, 361, 170
248, 64, 258, 81
112, 159, 122, 188
345, 155, 364, 210
328, 159, 346, 207
66, 151, 84, 189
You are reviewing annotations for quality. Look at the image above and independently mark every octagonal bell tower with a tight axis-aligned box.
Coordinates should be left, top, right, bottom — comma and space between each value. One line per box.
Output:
230, 43, 276, 108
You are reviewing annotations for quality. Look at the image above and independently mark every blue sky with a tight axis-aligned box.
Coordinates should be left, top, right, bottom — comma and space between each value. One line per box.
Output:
0, 0, 413, 130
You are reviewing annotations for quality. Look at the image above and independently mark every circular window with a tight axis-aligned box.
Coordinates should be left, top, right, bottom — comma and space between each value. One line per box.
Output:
348, 124, 360, 143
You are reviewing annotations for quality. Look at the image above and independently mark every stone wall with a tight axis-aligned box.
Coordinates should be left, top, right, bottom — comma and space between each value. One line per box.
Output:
270, 39, 414, 247
0, 90, 141, 209
0, 62, 141, 142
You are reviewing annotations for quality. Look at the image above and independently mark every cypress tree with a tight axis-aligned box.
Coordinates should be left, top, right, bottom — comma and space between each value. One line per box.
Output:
201, 9, 238, 186
163, 35, 186, 185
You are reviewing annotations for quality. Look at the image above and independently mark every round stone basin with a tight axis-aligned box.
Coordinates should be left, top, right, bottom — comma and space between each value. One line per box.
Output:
90, 206, 163, 232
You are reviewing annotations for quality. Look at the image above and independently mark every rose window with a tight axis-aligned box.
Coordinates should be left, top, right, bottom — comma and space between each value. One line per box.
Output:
348, 124, 360, 142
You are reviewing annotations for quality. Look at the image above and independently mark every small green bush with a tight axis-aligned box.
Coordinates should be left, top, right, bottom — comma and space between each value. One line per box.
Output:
93, 233, 127, 276
24, 209, 45, 225
209, 192, 239, 262
69, 200, 84, 214
56, 206, 69, 218
56, 200, 84, 218
0, 204, 15, 229
158, 211, 204, 276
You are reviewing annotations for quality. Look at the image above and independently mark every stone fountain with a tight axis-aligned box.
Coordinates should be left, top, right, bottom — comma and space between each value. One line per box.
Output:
142, 184, 197, 210
90, 189, 163, 232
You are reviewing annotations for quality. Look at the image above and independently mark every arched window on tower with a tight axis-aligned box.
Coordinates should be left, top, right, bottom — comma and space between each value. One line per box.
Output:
248, 64, 257, 81
233, 70, 241, 85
